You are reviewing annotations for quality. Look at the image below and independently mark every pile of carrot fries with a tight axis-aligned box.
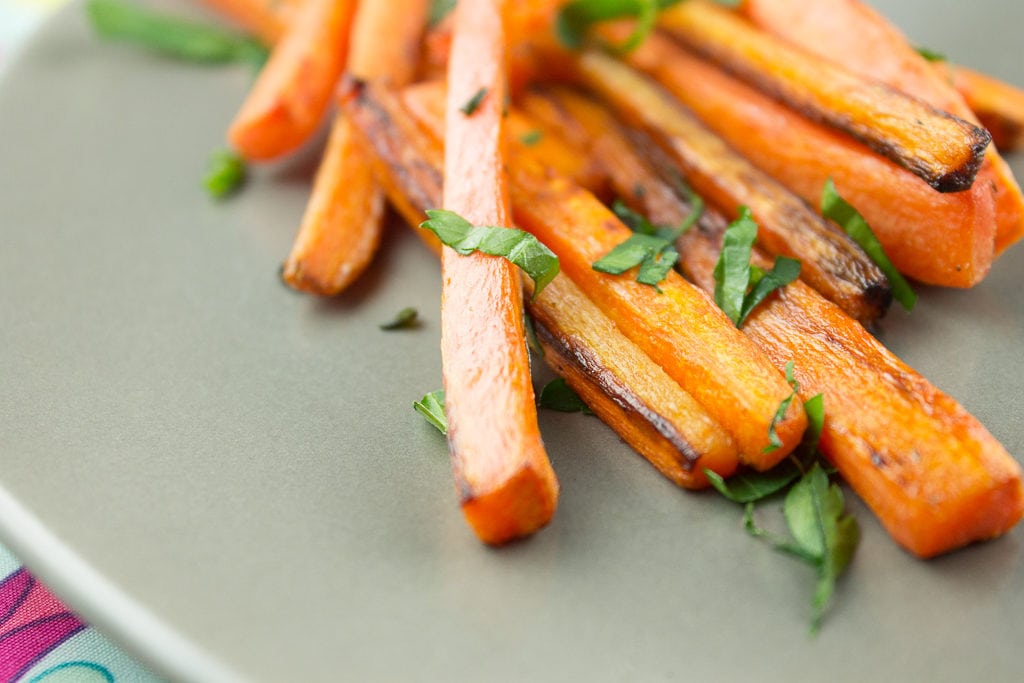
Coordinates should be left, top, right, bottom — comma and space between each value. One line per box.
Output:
204, 0, 1023, 559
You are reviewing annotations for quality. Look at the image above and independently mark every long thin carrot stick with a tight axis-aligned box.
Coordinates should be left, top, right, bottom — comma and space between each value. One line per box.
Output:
739, 0, 1024, 254
281, 0, 429, 296
659, 0, 990, 193
199, 0, 302, 44
227, 0, 358, 161
618, 32, 996, 288
437, 0, 558, 544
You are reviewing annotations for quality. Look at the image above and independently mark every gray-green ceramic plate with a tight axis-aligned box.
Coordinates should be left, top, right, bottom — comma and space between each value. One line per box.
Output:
2, 1, 1022, 681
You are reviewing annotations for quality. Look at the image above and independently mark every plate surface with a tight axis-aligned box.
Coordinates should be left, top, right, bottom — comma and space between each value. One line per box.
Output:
2, 1, 1023, 681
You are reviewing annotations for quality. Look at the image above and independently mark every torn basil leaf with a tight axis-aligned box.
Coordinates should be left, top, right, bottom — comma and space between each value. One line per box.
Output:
414, 391, 447, 435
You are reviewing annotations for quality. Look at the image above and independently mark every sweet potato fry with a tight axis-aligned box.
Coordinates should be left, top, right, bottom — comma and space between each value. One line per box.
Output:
677, 219, 1024, 557
739, 0, 1024, 254
346, 82, 740, 489
437, 0, 558, 544
281, 0, 428, 295
575, 50, 894, 318
658, 0, 990, 193
228, 0, 358, 161
949, 65, 1024, 153
617, 33, 996, 288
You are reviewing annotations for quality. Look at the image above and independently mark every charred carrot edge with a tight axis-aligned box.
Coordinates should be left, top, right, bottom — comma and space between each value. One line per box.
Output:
949, 65, 1024, 153
659, 0, 990, 193
281, 0, 429, 296
345, 82, 741, 489
575, 48, 894, 319
677, 220, 1024, 557
739, 0, 1024, 254
438, 0, 558, 544
400, 81, 806, 469
617, 32, 996, 289
227, 0, 358, 161
199, 0, 300, 44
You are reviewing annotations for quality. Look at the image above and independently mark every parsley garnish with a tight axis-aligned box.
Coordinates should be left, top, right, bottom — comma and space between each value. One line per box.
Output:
537, 378, 594, 414
820, 179, 916, 311
765, 361, 800, 453
86, 0, 267, 68
204, 149, 248, 199
915, 46, 947, 63
380, 307, 420, 331
556, 0, 683, 53
593, 202, 695, 290
519, 130, 544, 146
420, 209, 560, 297
459, 88, 488, 116
414, 391, 447, 435
713, 208, 801, 327
428, 0, 456, 27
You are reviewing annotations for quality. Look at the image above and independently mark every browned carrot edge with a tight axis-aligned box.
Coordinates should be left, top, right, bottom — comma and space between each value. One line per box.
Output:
437, 0, 558, 544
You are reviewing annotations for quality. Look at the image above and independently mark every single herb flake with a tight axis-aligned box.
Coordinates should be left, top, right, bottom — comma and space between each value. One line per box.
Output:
414, 390, 447, 435
538, 378, 594, 414
556, 0, 683, 52
459, 88, 488, 116
428, 0, 456, 27
204, 149, 247, 199
380, 307, 419, 331
764, 361, 800, 453
821, 178, 916, 311
592, 232, 678, 291
915, 45, 947, 62
420, 209, 560, 296
86, 0, 267, 68
519, 130, 544, 146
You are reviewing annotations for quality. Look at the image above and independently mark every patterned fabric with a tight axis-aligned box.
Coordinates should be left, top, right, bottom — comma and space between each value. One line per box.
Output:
1, 1, 163, 680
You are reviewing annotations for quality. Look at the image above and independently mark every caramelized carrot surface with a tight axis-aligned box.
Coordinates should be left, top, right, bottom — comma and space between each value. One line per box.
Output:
228, 0, 358, 160
678, 223, 1024, 558
740, 0, 1024, 253
659, 0, 990, 193
624, 33, 996, 288
950, 65, 1024, 153
439, 0, 558, 544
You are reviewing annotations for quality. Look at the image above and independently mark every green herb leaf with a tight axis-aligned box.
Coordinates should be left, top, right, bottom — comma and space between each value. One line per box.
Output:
420, 209, 560, 296
380, 307, 419, 331
555, 0, 683, 52
428, 0, 456, 27
801, 393, 825, 458
743, 503, 819, 564
538, 378, 594, 414
459, 88, 488, 116
739, 256, 801, 323
592, 232, 678, 290
612, 199, 695, 241
86, 0, 267, 68
821, 178, 916, 311
204, 149, 247, 199
519, 130, 544, 146
764, 360, 800, 453
414, 391, 447, 435
713, 207, 759, 324
704, 462, 802, 504
915, 45, 947, 62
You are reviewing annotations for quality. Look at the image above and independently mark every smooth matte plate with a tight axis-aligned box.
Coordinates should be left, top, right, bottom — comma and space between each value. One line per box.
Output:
2, 1, 1022, 681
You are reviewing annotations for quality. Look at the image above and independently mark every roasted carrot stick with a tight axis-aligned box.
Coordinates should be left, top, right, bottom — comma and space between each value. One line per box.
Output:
281, 0, 429, 296
676, 219, 1024, 557
617, 32, 996, 288
658, 0, 990, 193
345, 81, 740, 489
437, 0, 558, 544
575, 49, 895, 317
227, 0, 358, 161
199, 0, 301, 44
949, 65, 1024, 153
739, 0, 1024, 254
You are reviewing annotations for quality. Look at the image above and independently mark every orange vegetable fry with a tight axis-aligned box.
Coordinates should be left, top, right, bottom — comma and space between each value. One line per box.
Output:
200, 0, 302, 44
619, 33, 996, 288
281, 0, 429, 296
437, 0, 558, 544
949, 65, 1024, 153
739, 0, 1024, 253
228, 0, 358, 161
346, 82, 739, 489
677, 221, 1024, 558
575, 49, 894, 318
659, 0, 991, 193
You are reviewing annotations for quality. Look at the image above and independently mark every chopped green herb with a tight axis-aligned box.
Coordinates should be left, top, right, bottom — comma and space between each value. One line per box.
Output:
420, 209, 560, 296
556, 0, 683, 53
592, 232, 679, 290
915, 45, 947, 62
821, 178, 916, 311
428, 0, 456, 27
414, 391, 447, 435
524, 314, 544, 358
380, 307, 419, 331
800, 393, 825, 458
611, 200, 695, 241
764, 361, 800, 453
713, 207, 801, 327
86, 0, 267, 68
538, 378, 594, 414
519, 130, 544, 146
704, 461, 802, 504
204, 149, 247, 199
459, 88, 488, 116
